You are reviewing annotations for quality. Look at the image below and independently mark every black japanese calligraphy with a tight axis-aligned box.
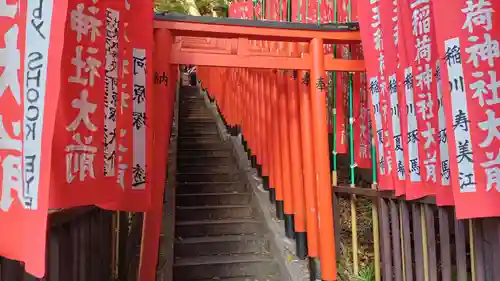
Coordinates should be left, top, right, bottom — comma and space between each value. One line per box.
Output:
132, 164, 147, 186
404, 72, 413, 89
410, 158, 421, 176
444, 45, 461, 66
301, 72, 310, 86
133, 84, 146, 104
453, 109, 471, 132
154, 71, 168, 86
449, 76, 465, 92
132, 111, 147, 130
316, 76, 326, 91
457, 140, 474, 164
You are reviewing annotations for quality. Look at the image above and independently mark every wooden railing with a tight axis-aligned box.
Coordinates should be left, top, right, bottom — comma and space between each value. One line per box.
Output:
0, 208, 144, 281
332, 171, 500, 281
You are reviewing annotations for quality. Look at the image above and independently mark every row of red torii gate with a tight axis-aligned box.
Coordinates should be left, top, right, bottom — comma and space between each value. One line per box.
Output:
0, 0, 499, 280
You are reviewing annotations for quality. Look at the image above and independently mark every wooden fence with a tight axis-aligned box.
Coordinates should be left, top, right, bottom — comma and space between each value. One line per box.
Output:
0, 208, 144, 281
333, 183, 500, 281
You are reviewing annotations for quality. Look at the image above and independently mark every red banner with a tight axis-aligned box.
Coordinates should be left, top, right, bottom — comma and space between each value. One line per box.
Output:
374, 0, 406, 195
308, 0, 318, 23
299, 0, 306, 22
292, 0, 299, 22
50, 0, 117, 208
51, 0, 153, 211
101, 0, 154, 211
432, 0, 500, 218
352, 50, 372, 169
351, 0, 372, 169
358, 0, 395, 190
397, 0, 440, 199
333, 0, 348, 154
255, 2, 262, 19
229, 2, 254, 19
0, 0, 67, 277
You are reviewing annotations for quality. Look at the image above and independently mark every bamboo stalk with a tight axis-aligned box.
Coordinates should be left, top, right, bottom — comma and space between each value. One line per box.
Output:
370, 78, 380, 281
372, 186, 381, 281
345, 1, 359, 276
400, 204, 406, 281
421, 205, 429, 281
469, 219, 476, 281
112, 212, 119, 279
331, 0, 338, 186
279, 0, 282, 21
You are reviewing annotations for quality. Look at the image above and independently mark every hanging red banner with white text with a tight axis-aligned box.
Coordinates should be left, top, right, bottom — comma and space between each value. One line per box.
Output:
358, 0, 395, 190
100, 0, 154, 212
229, 2, 254, 19
350, 0, 372, 169
0, 0, 67, 277
432, 0, 500, 218
51, 0, 153, 211
399, 0, 440, 200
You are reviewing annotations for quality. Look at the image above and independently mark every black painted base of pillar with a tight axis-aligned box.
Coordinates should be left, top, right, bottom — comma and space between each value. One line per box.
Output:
276, 200, 285, 220
269, 188, 276, 203
242, 136, 248, 151
250, 155, 257, 168
234, 126, 241, 136
256, 164, 263, 177
309, 258, 321, 281
247, 149, 252, 161
262, 176, 270, 191
295, 232, 308, 260
229, 126, 240, 136
284, 214, 295, 239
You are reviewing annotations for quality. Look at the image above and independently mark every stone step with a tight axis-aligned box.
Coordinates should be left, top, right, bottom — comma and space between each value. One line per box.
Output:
178, 127, 218, 133
173, 254, 278, 281
178, 132, 219, 138
176, 160, 232, 169
175, 219, 262, 237
173, 86, 281, 281
176, 192, 252, 207
177, 149, 232, 158
176, 155, 235, 166
192, 275, 280, 281
176, 182, 247, 194
177, 143, 226, 150
176, 205, 254, 221
177, 136, 221, 142
179, 120, 216, 124
176, 173, 239, 183
177, 165, 236, 174
174, 235, 268, 257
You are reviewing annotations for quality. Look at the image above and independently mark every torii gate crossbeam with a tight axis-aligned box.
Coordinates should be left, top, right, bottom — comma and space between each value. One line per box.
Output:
153, 14, 365, 71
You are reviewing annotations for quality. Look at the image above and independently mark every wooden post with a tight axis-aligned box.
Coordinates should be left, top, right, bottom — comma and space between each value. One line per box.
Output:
138, 28, 173, 281
310, 37, 337, 281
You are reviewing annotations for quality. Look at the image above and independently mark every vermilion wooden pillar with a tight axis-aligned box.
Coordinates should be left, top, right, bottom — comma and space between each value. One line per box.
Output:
287, 42, 307, 259
260, 70, 271, 191
310, 38, 337, 281
278, 69, 295, 238
264, 71, 277, 202
271, 70, 285, 220
138, 28, 173, 281
258, 71, 268, 184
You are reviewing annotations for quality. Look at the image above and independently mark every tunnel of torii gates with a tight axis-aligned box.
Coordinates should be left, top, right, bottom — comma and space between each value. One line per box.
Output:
146, 14, 364, 281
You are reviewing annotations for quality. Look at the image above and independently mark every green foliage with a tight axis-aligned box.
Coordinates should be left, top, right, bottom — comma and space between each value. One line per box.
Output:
355, 263, 375, 281
154, 0, 188, 14
154, 0, 231, 16
337, 260, 375, 281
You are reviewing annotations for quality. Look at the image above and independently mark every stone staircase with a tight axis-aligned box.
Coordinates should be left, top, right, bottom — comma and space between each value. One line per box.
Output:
173, 86, 281, 281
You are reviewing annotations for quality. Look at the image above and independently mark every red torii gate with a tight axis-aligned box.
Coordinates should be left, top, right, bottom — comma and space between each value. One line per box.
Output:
141, 14, 365, 281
